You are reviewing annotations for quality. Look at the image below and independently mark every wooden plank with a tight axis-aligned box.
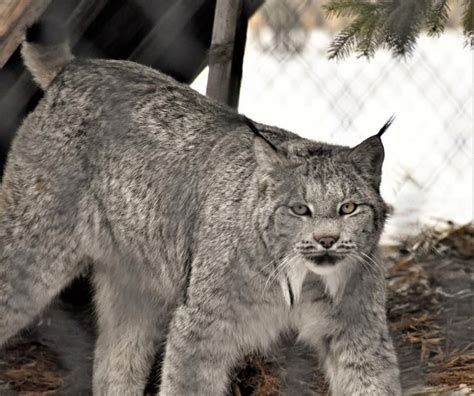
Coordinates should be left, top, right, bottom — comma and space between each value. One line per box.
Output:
129, 0, 205, 64
128, 0, 207, 79
0, 0, 52, 68
228, 1, 250, 109
195, 0, 261, 87
67, 0, 109, 45
206, 0, 247, 108
0, 0, 30, 37
109, 0, 261, 84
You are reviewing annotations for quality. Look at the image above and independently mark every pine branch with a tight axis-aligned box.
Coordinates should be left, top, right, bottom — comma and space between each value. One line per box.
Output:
327, 18, 363, 59
326, 1, 380, 59
462, 0, 473, 47
426, 0, 450, 36
325, 0, 471, 58
356, 15, 380, 58
324, 0, 374, 19
383, 0, 429, 56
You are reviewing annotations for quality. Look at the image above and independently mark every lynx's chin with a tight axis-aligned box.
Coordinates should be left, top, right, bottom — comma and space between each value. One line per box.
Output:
303, 252, 345, 276
305, 257, 354, 298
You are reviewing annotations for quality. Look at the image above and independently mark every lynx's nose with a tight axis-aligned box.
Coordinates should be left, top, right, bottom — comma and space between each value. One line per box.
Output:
314, 235, 339, 249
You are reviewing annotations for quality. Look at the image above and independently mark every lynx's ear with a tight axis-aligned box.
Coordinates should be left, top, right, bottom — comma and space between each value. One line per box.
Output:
348, 117, 394, 189
254, 136, 287, 171
242, 115, 287, 172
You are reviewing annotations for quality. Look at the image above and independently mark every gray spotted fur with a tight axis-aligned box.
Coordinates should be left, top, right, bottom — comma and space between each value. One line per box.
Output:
0, 41, 401, 395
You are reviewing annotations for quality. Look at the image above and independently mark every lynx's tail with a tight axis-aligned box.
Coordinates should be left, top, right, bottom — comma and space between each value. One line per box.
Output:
21, 22, 73, 90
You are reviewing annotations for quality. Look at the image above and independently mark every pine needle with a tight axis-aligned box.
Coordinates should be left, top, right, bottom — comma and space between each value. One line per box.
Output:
462, 0, 473, 47
325, 0, 471, 58
426, 0, 450, 36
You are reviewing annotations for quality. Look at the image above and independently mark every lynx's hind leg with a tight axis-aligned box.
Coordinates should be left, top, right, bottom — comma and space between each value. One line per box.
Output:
92, 266, 175, 396
0, 195, 86, 346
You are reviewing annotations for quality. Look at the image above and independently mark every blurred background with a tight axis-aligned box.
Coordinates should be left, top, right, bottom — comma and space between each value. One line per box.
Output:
193, 0, 472, 242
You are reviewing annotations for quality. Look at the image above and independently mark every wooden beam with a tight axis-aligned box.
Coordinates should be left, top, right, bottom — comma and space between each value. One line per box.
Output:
0, 0, 30, 37
228, 1, 251, 109
130, 1, 205, 63
128, 0, 261, 84
206, 0, 249, 109
67, 0, 109, 45
0, 0, 52, 68
128, 0, 209, 83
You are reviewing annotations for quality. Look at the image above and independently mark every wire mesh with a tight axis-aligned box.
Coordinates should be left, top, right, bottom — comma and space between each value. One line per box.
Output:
193, 0, 472, 240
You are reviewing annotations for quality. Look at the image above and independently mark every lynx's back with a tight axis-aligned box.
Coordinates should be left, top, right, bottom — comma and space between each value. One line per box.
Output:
5, 59, 286, 247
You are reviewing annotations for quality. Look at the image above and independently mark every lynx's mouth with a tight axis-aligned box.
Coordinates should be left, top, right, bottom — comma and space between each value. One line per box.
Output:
305, 252, 344, 266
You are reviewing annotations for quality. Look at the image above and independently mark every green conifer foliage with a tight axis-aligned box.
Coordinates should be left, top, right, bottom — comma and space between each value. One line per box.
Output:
324, 0, 473, 58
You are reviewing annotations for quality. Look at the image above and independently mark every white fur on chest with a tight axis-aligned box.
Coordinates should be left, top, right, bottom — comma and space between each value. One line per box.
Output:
321, 266, 348, 298
279, 257, 350, 306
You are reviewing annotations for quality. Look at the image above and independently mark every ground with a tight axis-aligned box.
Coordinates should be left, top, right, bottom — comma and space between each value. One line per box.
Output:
0, 223, 472, 395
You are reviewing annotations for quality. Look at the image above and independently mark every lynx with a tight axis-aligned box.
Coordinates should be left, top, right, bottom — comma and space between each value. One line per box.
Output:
0, 30, 401, 395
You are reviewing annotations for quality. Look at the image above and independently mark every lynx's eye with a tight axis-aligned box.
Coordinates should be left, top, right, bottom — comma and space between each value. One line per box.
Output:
339, 202, 357, 215
290, 204, 311, 216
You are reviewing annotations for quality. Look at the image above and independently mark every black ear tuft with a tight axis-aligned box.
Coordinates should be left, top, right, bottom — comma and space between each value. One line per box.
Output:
349, 135, 385, 190
243, 116, 278, 151
377, 115, 395, 138
242, 115, 288, 171
26, 19, 68, 45
348, 116, 395, 190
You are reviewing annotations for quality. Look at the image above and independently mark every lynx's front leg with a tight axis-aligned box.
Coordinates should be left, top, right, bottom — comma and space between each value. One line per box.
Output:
321, 318, 400, 395
159, 305, 242, 396
298, 274, 401, 396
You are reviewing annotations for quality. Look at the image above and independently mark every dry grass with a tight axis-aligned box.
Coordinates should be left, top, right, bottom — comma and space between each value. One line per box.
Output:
427, 347, 474, 387
397, 221, 474, 259
386, 222, 473, 394
387, 255, 443, 362
232, 355, 281, 396
0, 341, 62, 395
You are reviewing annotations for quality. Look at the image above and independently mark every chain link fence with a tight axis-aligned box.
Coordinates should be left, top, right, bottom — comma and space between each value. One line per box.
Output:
193, 0, 472, 241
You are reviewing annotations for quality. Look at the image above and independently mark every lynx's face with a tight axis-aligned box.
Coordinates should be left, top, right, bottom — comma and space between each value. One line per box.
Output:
260, 158, 386, 275
254, 128, 389, 287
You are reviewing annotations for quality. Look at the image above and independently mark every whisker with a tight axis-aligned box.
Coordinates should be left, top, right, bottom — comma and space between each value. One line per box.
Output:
348, 252, 371, 274
263, 254, 289, 293
258, 252, 290, 279
351, 250, 384, 277
268, 252, 296, 285
359, 251, 384, 276
259, 257, 279, 274
262, 250, 298, 295
276, 253, 297, 279
349, 251, 373, 273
